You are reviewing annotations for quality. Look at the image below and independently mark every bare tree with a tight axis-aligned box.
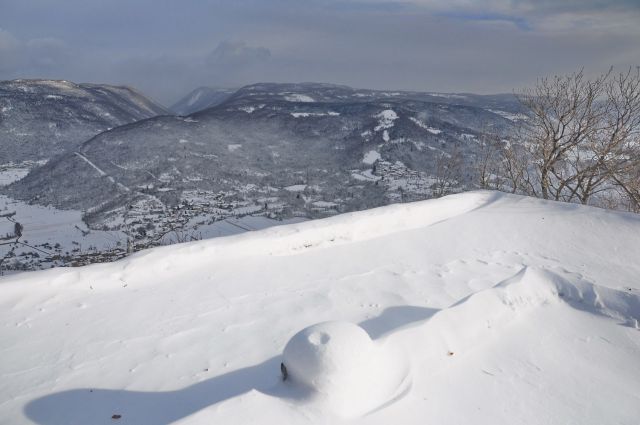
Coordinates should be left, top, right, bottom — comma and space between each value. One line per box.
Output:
561, 68, 640, 205
509, 67, 640, 210
515, 68, 610, 201
475, 132, 505, 190
599, 68, 640, 210
500, 138, 533, 195
433, 144, 463, 197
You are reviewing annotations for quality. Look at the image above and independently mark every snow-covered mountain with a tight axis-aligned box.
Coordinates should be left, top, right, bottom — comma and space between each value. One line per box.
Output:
1, 191, 638, 424
169, 87, 236, 115
4, 82, 523, 256
0, 79, 169, 164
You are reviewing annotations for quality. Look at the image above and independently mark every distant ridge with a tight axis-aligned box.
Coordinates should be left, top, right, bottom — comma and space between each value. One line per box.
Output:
6, 82, 523, 230
0, 79, 170, 163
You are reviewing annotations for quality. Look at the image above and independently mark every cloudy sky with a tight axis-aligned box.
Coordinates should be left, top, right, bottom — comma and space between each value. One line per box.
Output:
1, 0, 639, 105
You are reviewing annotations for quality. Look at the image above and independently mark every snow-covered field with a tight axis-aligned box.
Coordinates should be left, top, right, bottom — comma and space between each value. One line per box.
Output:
0, 161, 47, 187
1, 191, 639, 424
0, 194, 126, 260
0, 168, 30, 186
0, 193, 307, 272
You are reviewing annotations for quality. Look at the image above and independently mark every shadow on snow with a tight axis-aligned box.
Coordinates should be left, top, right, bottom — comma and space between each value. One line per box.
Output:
24, 305, 438, 425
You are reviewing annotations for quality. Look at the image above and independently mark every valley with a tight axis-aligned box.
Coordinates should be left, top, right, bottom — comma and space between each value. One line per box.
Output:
1, 81, 524, 272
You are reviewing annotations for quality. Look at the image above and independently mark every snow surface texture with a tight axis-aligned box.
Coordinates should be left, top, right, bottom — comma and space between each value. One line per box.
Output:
1, 191, 640, 424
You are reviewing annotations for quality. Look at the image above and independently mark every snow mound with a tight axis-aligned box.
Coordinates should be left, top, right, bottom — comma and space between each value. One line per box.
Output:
492, 266, 640, 327
283, 321, 410, 417
401, 266, 640, 360
283, 322, 373, 392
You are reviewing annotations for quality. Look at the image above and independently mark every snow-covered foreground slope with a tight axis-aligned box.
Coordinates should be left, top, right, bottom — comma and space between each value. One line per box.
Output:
1, 191, 639, 424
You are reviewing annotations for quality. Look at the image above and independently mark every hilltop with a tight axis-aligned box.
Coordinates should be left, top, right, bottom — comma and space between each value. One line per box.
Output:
1, 191, 638, 424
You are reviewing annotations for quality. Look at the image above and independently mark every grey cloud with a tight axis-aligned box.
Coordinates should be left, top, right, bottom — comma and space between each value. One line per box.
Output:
0, 29, 71, 76
0, 1, 638, 105
102, 41, 273, 104
106, 55, 197, 105
25, 38, 71, 71
0, 28, 19, 50
0, 29, 22, 73
206, 40, 271, 67
203, 41, 272, 88
374, 0, 640, 32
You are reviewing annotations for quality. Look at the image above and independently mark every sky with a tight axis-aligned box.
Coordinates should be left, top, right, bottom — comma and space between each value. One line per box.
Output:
1, 0, 639, 105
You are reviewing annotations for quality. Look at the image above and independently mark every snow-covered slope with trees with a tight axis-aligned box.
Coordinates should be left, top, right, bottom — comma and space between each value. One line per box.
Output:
0, 79, 169, 164
1, 191, 639, 424
6, 83, 520, 230
1, 81, 525, 272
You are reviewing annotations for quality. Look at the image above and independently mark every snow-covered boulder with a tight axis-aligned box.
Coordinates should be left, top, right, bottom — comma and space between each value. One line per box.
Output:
282, 321, 410, 417
283, 321, 373, 392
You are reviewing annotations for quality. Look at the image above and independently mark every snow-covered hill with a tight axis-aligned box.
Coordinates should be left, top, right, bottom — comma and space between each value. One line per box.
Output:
2, 81, 526, 271
6, 83, 520, 228
0, 79, 169, 164
1, 191, 639, 424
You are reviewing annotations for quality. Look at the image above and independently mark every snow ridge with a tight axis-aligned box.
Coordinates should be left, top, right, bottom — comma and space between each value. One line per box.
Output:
3, 192, 640, 425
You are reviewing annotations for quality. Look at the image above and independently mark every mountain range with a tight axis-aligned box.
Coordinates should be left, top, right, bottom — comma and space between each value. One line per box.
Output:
0, 79, 168, 164
5, 82, 524, 232
1, 80, 530, 271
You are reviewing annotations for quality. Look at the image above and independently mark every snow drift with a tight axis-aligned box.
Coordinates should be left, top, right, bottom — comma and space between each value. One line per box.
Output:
1, 191, 639, 424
